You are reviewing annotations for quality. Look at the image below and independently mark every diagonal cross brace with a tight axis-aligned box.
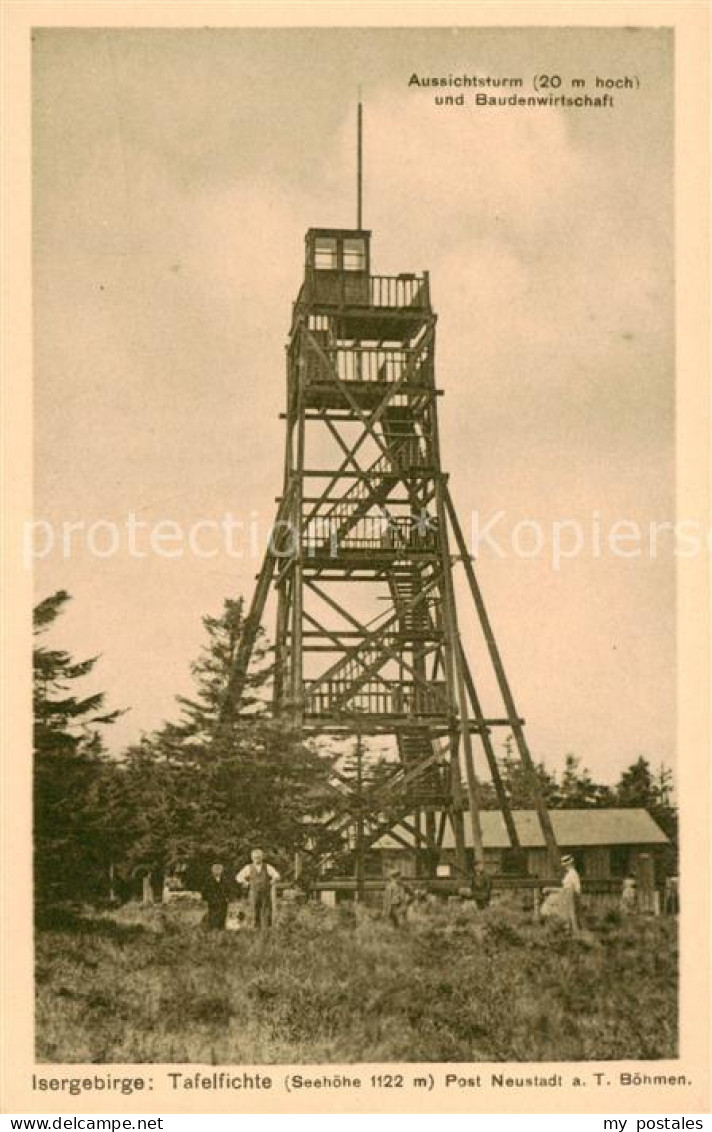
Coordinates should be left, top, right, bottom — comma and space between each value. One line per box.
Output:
305, 575, 450, 711
301, 325, 434, 529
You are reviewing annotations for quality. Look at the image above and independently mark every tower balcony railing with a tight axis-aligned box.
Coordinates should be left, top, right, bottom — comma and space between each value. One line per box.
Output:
304, 345, 430, 386
369, 274, 430, 310
297, 272, 431, 315
304, 678, 449, 718
303, 513, 438, 557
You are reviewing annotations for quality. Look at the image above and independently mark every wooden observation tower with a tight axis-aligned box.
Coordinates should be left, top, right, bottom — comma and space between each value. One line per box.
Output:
228, 108, 559, 883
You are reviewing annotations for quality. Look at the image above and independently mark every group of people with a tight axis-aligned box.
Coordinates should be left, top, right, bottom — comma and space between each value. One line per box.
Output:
201, 848, 677, 935
541, 855, 680, 937
620, 872, 680, 916
382, 860, 493, 927
202, 850, 496, 932
202, 849, 279, 931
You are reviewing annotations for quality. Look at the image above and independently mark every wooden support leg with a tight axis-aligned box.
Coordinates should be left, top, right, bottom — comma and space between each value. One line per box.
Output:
456, 638, 521, 852
449, 807, 467, 877
414, 807, 423, 878
445, 488, 560, 878
425, 810, 438, 877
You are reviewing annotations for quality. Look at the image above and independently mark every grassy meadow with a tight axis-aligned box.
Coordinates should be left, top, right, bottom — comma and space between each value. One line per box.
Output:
35, 897, 678, 1064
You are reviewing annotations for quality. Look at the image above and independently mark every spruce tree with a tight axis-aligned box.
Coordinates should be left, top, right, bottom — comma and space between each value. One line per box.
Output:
557, 754, 613, 808
497, 734, 558, 809
122, 598, 335, 884
33, 590, 123, 910
614, 755, 678, 874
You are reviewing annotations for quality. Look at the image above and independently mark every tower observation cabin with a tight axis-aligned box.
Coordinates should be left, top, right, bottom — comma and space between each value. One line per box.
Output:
296, 228, 431, 344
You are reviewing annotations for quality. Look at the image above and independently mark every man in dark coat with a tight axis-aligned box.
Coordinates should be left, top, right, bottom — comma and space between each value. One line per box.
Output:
202, 862, 231, 930
471, 862, 493, 910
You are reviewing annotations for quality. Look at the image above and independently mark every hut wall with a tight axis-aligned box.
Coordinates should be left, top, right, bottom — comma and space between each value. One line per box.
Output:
583, 847, 610, 879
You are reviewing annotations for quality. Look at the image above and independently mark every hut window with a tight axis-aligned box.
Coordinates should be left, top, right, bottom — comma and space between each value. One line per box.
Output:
610, 846, 631, 877
502, 848, 528, 876
314, 237, 338, 270
343, 238, 366, 272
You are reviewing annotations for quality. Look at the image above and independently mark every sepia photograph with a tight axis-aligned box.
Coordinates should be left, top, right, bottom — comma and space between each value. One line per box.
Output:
10, 13, 705, 1102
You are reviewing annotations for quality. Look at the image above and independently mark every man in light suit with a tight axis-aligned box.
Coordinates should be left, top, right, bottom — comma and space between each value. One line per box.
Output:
236, 849, 280, 929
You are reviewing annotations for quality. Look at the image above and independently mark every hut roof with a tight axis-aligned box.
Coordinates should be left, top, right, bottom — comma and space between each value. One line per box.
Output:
375, 808, 669, 850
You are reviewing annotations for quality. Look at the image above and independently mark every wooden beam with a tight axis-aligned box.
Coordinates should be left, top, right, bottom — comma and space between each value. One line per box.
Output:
456, 637, 521, 851
433, 476, 485, 867
445, 487, 560, 876
221, 486, 294, 716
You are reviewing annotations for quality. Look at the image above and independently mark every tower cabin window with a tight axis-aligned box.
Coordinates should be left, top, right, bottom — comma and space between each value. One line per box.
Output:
343, 238, 366, 272
312, 234, 367, 272
314, 237, 338, 270
306, 231, 371, 307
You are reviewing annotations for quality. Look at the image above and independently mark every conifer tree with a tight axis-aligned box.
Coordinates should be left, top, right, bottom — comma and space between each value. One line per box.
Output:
557, 753, 613, 808
33, 591, 123, 909
614, 755, 678, 872
121, 598, 335, 882
497, 734, 558, 809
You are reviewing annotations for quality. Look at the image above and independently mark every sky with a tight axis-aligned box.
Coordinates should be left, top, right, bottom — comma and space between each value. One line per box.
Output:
33, 27, 675, 783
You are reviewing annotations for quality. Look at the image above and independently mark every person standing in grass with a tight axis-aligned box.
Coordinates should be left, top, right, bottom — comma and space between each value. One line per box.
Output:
202, 862, 231, 930
663, 874, 679, 916
560, 854, 582, 937
470, 862, 493, 910
383, 867, 412, 927
236, 848, 280, 930
620, 876, 637, 915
